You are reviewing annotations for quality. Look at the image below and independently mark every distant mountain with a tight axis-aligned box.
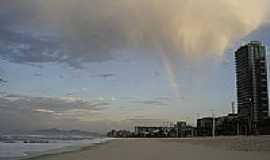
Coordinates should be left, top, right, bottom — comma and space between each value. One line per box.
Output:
0, 128, 103, 137
34, 128, 102, 136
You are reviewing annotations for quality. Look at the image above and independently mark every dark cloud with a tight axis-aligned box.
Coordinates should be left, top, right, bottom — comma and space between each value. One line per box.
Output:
0, 77, 7, 84
0, 27, 114, 68
0, 1, 37, 26
90, 73, 116, 79
0, 0, 116, 68
0, 65, 7, 85
0, 28, 62, 62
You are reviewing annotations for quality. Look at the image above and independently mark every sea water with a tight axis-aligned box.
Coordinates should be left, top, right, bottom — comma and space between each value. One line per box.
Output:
0, 135, 112, 160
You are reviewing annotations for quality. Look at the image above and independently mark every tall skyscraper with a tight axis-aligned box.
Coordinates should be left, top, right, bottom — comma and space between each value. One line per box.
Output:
235, 41, 269, 134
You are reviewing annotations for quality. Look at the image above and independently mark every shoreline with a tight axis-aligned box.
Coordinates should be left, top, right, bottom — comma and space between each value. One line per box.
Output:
19, 141, 110, 160
21, 136, 270, 160
15, 138, 114, 160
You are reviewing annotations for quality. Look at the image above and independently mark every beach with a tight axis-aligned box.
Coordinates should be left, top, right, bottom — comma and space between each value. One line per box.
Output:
25, 136, 270, 160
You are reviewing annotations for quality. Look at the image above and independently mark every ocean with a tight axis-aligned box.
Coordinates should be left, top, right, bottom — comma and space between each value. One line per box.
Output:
0, 134, 112, 160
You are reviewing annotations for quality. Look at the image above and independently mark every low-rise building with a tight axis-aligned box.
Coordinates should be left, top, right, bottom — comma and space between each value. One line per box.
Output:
216, 114, 238, 136
197, 114, 238, 136
134, 126, 172, 137
175, 121, 195, 137
107, 129, 132, 137
197, 117, 214, 136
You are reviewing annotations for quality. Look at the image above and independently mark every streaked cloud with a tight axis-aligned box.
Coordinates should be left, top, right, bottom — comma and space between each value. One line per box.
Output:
33, 72, 42, 77
131, 97, 170, 106
140, 100, 168, 106
0, 93, 114, 131
0, 94, 109, 116
0, 77, 7, 84
90, 73, 116, 79
125, 118, 169, 127
34, 108, 56, 114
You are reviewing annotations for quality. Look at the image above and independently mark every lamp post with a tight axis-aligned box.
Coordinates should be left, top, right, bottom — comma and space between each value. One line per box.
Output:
210, 109, 215, 138
237, 119, 240, 136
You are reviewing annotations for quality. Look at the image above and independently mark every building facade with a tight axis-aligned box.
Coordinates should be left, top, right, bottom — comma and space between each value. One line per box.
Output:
215, 114, 238, 136
197, 117, 214, 136
235, 41, 269, 134
197, 114, 239, 136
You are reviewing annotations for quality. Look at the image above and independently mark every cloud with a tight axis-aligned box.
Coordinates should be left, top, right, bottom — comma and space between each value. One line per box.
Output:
0, 91, 7, 95
0, 0, 269, 67
125, 118, 169, 127
127, 96, 186, 106
0, 94, 110, 112
0, 77, 7, 84
33, 72, 42, 77
0, 94, 110, 130
34, 108, 56, 114
0, 27, 113, 68
0, 28, 64, 63
90, 73, 116, 79
131, 98, 169, 106
142, 100, 168, 106
34, 0, 270, 55
155, 96, 170, 101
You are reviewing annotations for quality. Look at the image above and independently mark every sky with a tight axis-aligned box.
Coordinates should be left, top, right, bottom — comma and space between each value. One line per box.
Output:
1, 0, 270, 133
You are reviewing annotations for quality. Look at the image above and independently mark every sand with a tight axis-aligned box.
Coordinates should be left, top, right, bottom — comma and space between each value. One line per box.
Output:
25, 136, 270, 160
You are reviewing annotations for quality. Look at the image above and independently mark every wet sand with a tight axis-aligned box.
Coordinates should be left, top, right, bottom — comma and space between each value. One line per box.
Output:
25, 136, 270, 160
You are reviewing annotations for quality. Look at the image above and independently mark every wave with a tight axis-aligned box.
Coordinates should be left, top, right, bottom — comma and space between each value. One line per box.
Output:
0, 138, 114, 160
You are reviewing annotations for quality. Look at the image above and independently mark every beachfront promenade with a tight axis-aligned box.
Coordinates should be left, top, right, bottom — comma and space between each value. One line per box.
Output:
26, 136, 270, 160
